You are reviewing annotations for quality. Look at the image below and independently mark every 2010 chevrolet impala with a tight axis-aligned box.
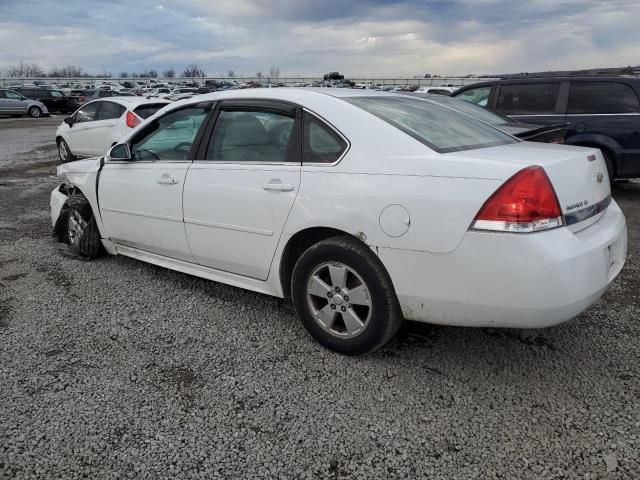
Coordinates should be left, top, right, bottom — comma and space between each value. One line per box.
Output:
50, 89, 627, 354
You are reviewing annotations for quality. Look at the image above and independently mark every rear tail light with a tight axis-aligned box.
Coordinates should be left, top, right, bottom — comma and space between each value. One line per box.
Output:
126, 111, 141, 128
79, 96, 86, 103
470, 165, 564, 233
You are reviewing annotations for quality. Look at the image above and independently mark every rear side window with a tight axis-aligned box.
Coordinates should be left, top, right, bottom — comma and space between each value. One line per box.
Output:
455, 86, 491, 107
303, 112, 347, 163
345, 96, 516, 153
97, 102, 126, 120
206, 110, 296, 162
568, 82, 640, 114
134, 103, 168, 119
496, 83, 560, 115
75, 102, 101, 123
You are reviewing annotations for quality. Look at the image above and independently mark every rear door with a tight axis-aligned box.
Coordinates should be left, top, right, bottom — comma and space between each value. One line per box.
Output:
84, 101, 126, 156
565, 81, 640, 177
494, 82, 565, 126
66, 101, 102, 156
182, 100, 301, 280
49, 90, 67, 112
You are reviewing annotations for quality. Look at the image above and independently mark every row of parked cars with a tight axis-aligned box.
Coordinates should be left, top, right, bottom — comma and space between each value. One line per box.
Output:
47, 81, 628, 354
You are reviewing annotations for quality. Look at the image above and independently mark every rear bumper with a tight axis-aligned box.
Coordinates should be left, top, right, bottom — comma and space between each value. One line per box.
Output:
379, 200, 627, 328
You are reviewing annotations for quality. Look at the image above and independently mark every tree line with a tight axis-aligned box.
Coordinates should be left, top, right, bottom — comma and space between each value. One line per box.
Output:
4, 62, 282, 79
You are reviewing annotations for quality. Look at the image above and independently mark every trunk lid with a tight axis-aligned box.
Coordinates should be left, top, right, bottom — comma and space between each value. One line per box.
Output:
458, 142, 611, 232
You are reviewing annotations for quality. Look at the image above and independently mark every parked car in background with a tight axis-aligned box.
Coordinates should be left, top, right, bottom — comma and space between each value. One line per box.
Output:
56, 97, 169, 161
0, 88, 49, 117
15, 87, 82, 113
407, 93, 568, 143
415, 86, 455, 95
453, 77, 640, 179
50, 89, 625, 355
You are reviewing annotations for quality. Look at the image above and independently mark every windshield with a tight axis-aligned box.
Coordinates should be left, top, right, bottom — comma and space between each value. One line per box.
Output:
344, 96, 517, 153
420, 94, 512, 126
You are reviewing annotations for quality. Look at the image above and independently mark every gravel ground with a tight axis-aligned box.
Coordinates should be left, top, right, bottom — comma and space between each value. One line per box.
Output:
0, 117, 638, 479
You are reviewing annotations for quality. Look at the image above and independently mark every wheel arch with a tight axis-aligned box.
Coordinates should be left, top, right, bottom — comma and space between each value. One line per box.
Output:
564, 133, 620, 175
278, 226, 370, 299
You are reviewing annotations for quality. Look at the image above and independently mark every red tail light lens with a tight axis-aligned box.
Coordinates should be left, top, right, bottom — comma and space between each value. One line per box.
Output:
126, 111, 141, 128
471, 165, 564, 233
79, 96, 86, 103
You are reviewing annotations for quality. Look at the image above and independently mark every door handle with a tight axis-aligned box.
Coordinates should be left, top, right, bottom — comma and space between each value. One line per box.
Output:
157, 175, 179, 185
263, 182, 295, 192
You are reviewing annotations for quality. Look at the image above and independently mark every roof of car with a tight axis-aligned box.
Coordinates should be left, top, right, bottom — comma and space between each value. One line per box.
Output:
85, 96, 171, 106
456, 76, 640, 90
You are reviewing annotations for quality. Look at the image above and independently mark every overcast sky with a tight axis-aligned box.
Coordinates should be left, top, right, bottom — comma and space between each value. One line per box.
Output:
1, 0, 639, 77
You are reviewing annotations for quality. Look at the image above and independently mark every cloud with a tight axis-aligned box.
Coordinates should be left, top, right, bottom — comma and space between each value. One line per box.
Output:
0, 0, 638, 77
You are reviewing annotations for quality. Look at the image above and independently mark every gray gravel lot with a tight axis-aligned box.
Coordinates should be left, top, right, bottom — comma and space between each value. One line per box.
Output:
0, 116, 638, 479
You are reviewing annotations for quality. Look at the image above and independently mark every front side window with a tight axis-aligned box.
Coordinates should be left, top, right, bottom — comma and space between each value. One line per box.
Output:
455, 86, 491, 107
5, 90, 22, 100
303, 112, 347, 163
206, 110, 296, 162
97, 102, 125, 120
568, 82, 640, 114
75, 102, 101, 123
131, 105, 208, 161
496, 83, 560, 115
344, 96, 516, 153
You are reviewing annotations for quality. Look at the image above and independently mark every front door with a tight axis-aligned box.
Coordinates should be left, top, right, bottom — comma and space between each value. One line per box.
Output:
183, 101, 301, 280
1, 90, 27, 114
99, 103, 211, 261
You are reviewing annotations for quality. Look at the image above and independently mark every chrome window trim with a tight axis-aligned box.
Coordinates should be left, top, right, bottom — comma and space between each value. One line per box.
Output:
302, 108, 351, 167
191, 160, 296, 166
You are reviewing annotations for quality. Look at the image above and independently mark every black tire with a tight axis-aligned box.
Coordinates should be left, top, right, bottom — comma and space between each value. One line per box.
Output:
57, 138, 75, 163
291, 236, 403, 355
28, 106, 42, 118
64, 194, 102, 259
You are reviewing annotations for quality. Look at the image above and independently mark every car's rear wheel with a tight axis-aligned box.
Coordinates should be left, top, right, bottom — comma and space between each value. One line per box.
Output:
28, 106, 42, 118
291, 236, 403, 355
64, 195, 102, 259
57, 139, 74, 163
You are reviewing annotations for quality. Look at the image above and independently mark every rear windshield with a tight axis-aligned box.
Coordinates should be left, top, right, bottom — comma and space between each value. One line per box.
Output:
134, 103, 168, 119
423, 94, 512, 126
344, 96, 516, 153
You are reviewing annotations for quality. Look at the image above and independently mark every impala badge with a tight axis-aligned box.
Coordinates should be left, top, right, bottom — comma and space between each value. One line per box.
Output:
588, 154, 597, 162
596, 172, 604, 183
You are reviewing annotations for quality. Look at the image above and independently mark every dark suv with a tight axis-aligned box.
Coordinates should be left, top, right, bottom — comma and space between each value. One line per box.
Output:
15, 88, 82, 114
452, 77, 640, 179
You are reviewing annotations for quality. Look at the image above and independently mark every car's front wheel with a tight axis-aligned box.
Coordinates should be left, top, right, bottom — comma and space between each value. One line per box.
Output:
291, 236, 403, 355
64, 194, 102, 259
28, 106, 42, 118
57, 139, 74, 163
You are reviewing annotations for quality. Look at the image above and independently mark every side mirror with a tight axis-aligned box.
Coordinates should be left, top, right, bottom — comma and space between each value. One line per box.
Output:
108, 143, 132, 161
63, 117, 74, 127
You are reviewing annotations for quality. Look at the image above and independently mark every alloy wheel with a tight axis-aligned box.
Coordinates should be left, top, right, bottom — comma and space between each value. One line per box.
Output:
306, 262, 372, 339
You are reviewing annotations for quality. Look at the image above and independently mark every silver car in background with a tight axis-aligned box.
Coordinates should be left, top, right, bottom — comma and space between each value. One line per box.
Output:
0, 88, 50, 118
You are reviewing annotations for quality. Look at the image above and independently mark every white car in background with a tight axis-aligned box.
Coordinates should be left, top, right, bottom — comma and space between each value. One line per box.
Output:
50, 89, 626, 354
415, 86, 456, 95
56, 97, 170, 162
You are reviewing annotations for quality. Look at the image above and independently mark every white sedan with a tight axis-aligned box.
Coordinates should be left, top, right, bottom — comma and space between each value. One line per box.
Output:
56, 97, 170, 162
49, 89, 627, 354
